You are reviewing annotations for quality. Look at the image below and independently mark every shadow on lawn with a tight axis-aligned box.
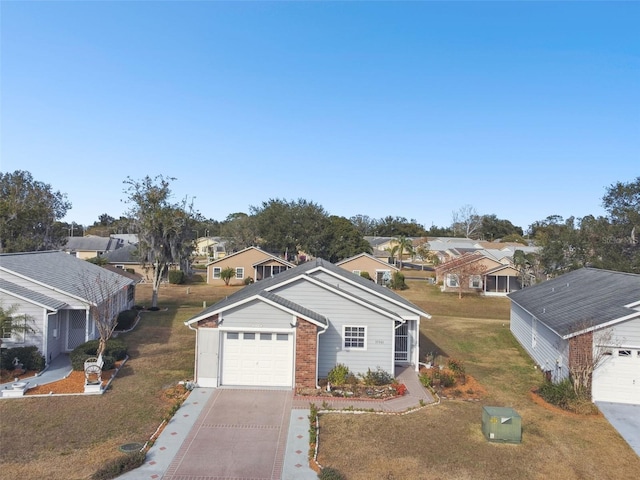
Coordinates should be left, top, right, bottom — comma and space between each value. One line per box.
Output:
419, 330, 450, 362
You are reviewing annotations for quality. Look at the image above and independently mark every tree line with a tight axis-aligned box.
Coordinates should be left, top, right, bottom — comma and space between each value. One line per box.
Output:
1, 170, 638, 278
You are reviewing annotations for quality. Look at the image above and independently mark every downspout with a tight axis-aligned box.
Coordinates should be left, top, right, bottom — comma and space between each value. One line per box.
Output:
44, 311, 54, 366
415, 317, 421, 371
316, 325, 328, 389
85, 307, 90, 342
186, 322, 199, 384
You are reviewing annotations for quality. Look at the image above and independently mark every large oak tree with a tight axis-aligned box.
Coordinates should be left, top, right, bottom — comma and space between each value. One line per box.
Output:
0, 170, 71, 253
123, 175, 195, 307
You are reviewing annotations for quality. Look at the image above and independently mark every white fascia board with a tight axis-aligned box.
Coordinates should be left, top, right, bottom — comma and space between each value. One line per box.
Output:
562, 311, 640, 339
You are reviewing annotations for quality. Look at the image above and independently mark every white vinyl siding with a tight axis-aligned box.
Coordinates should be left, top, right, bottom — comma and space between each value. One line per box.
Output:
221, 299, 294, 330
510, 303, 569, 382
274, 279, 395, 377
309, 271, 419, 318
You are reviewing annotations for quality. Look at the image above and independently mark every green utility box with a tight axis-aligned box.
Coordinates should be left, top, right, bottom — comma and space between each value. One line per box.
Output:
482, 406, 522, 444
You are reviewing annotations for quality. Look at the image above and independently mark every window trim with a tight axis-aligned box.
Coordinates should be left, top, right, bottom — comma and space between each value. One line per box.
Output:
212, 267, 221, 279
236, 267, 244, 280
447, 274, 459, 287
343, 325, 367, 350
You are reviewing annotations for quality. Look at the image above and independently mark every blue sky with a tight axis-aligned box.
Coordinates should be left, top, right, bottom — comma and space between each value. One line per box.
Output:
2, 1, 638, 233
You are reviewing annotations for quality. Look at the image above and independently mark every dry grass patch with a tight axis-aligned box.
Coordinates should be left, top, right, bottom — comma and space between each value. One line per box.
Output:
0, 282, 229, 480
317, 286, 640, 479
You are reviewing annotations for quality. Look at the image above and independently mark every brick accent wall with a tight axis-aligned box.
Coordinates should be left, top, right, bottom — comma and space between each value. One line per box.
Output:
569, 332, 593, 370
295, 318, 318, 389
197, 314, 219, 328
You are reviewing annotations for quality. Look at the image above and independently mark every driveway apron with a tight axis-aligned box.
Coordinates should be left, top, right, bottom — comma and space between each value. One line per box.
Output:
163, 388, 293, 479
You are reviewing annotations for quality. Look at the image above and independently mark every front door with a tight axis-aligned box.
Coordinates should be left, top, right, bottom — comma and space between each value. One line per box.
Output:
395, 323, 409, 363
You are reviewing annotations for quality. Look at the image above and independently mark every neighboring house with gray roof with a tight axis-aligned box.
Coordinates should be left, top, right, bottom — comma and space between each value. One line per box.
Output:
508, 268, 640, 405
63, 235, 123, 260
0, 251, 136, 364
185, 258, 431, 389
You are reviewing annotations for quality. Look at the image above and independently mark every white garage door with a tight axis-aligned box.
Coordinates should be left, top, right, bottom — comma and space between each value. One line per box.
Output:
221, 331, 294, 387
592, 348, 640, 404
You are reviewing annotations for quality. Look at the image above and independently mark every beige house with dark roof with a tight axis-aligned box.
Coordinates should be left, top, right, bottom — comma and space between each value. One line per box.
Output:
206, 246, 295, 286
336, 253, 398, 285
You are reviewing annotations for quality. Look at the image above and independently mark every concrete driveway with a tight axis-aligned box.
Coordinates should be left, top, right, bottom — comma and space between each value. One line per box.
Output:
597, 402, 640, 457
163, 389, 293, 479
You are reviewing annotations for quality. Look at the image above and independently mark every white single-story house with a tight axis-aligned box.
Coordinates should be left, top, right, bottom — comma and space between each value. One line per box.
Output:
185, 258, 431, 389
508, 268, 640, 405
0, 251, 136, 365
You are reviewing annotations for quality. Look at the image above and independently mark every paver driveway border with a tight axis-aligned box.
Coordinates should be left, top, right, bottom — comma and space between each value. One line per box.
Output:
162, 388, 293, 479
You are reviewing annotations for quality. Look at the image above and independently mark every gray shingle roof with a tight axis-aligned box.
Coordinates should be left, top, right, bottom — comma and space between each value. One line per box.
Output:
0, 251, 134, 305
64, 236, 122, 252
0, 278, 68, 310
186, 258, 430, 324
508, 268, 640, 337
102, 244, 139, 263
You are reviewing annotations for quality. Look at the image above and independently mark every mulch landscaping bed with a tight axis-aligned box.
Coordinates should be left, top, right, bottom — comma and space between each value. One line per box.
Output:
25, 363, 121, 395
0, 369, 40, 384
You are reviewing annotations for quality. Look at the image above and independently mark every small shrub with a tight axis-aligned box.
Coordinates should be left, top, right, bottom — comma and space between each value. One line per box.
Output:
91, 451, 146, 480
244, 276, 254, 285
359, 367, 394, 386
0, 346, 45, 371
439, 370, 456, 388
220, 266, 236, 285
389, 271, 408, 290
419, 373, 432, 388
359, 271, 372, 281
327, 364, 351, 385
537, 379, 577, 410
318, 467, 346, 480
168, 270, 185, 284
70, 338, 127, 371
447, 358, 466, 376
115, 310, 138, 331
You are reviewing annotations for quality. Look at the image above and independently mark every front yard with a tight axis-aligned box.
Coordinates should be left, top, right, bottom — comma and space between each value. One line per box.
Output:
0, 282, 239, 480
0, 279, 638, 479
315, 280, 640, 479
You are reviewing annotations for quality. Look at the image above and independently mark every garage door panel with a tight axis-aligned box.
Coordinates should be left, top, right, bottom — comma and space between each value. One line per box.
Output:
221, 331, 293, 387
592, 349, 640, 404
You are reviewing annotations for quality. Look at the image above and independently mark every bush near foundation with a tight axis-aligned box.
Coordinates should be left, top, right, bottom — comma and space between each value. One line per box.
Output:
0, 346, 45, 371
70, 338, 127, 371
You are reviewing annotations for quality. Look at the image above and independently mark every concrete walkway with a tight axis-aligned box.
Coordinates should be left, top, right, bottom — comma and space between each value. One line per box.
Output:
0, 353, 72, 396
